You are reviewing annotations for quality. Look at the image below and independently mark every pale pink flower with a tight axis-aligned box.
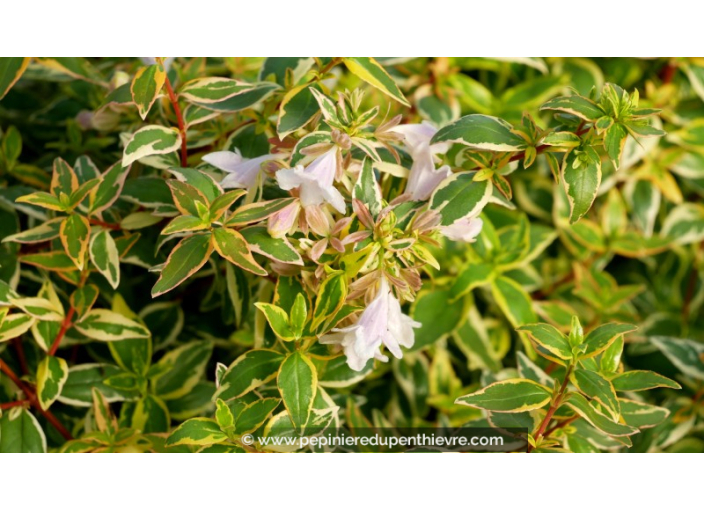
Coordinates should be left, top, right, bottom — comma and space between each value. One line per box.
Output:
276, 147, 345, 213
439, 216, 483, 243
320, 278, 420, 371
203, 150, 284, 189
389, 122, 452, 201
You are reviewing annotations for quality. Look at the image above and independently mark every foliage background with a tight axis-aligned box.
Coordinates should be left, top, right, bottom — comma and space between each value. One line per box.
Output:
0, 57, 702, 453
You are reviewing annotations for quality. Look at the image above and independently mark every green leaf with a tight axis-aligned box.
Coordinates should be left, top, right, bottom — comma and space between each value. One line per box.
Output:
75, 309, 151, 341
278, 84, 321, 139
161, 216, 208, 236
180, 78, 257, 104
517, 323, 572, 361
192, 82, 280, 112
58, 363, 139, 406
453, 310, 502, 373
581, 323, 636, 359
68, 178, 100, 208
0, 408, 47, 453
151, 233, 214, 297
130, 394, 170, 433
215, 399, 235, 430
342, 57, 409, 106
290, 293, 307, 338
256, 302, 295, 341
491, 276, 537, 328
209, 189, 246, 221
89, 230, 120, 289
429, 172, 492, 226
166, 179, 209, 216
225, 197, 297, 227
312, 272, 347, 330
151, 340, 213, 400
123, 125, 181, 167
2, 218, 63, 244
89, 162, 131, 215
619, 399, 670, 429
449, 262, 494, 300
9, 297, 63, 322
566, 393, 637, 437
214, 349, 285, 401
60, 213, 90, 270
540, 95, 604, 121
277, 351, 317, 432
562, 145, 601, 223
234, 397, 281, 435
650, 336, 704, 380
0, 57, 30, 100
19, 250, 76, 273
431, 114, 527, 151
611, 370, 681, 391
353, 158, 382, 218
455, 379, 552, 413
571, 368, 620, 420
662, 203, 704, 246
36, 355, 69, 410
105, 296, 152, 376
604, 123, 628, 170
166, 418, 228, 447
240, 226, 303, 266
15, 191, 65, 212
212, 227, 267, 276
260, 57, 315, 85
412, 288, 465, 350
51, 157, 79, 196
131, 65, 166, 119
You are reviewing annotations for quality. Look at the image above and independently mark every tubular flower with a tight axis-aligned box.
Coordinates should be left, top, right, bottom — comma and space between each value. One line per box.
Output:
276, 147, 346, 213
438, 216, 483, 242
388, 122, 452, 201
203, 149, 284, 189
320, 277, 420, 371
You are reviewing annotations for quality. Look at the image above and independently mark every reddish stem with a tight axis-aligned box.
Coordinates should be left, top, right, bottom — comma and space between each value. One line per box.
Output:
526, 364, 574, 453
12, 337, 29, 374
89, 218, 121, 230
48, 306, 76, 356
543, 415, 579, 438
162, 71, 188, 166
1, 399, 28, 410
661, 61, 677, 85
0, 358, 73, 440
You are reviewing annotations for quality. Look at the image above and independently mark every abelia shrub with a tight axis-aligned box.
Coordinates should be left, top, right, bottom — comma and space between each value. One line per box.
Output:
0, 57, 701, 453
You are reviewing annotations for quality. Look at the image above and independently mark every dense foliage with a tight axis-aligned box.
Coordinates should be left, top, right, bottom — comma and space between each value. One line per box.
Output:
0, 57, 702, 453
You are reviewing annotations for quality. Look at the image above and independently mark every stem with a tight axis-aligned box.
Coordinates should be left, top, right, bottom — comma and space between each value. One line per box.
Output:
0, 358, 73, 440
526, 363, 574, 453
543, 415, 579, 438
660, 61, 677, 85
48, 306, 76, 356
159, 60, 187, 167
0, 399, 28, 410
12, 337, 29, 374
89, 218, 121, 230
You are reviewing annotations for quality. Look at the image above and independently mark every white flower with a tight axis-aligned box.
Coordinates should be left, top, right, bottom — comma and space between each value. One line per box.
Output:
438, 216, 483, 243
203, 150, 284, 189
389, 122, 452, 201
320, 278, 421, 371
276, 147, 346, 213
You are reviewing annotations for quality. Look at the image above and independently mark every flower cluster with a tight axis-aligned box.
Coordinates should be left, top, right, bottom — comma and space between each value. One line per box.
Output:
202, 113, 482, 370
